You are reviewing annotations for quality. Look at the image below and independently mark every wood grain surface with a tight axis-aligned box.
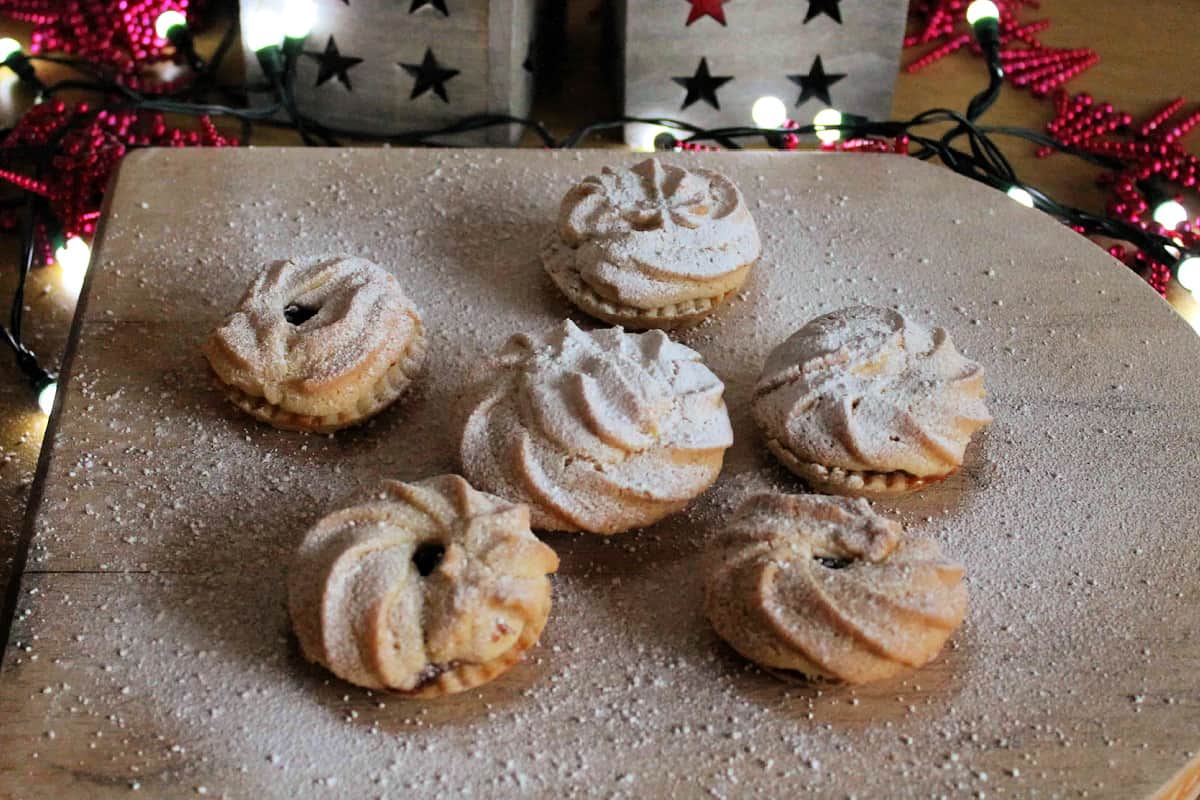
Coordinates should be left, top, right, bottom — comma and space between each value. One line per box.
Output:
0, 148, 1197, 798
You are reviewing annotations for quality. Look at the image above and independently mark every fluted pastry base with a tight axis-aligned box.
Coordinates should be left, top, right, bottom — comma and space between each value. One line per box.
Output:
214, 331, 427, 433
397, 591, 552, 698
541, 236, 750, 330
765, 439, 946, 497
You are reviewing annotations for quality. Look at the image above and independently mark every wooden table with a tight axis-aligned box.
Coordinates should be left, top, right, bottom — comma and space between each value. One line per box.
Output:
1, 2, 1198, 797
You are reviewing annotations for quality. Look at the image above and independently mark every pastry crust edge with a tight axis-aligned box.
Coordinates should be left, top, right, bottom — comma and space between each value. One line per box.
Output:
541, 234, 751, 330
765, 439, 948, 497
396, 589, 552, 698
213, 329, 428, 433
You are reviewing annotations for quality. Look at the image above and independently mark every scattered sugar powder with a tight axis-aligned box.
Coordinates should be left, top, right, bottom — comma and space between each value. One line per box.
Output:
2, 150, 1198, 797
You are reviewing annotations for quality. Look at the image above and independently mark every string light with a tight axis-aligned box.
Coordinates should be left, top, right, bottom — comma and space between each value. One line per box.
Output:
966, 0, 1001, 27
0, 36, 41, 89
55, 237, 92, 296
35, 377, 57, 416
964, 0, 1003, 123
629, 124, 673, 153
152, 9, 206, 71
1178, 257, 1200, 293
1006, 186, 1036, 208
154, 10, 187, 41
1151, 199, 1189, 231
813, 108, 844, 143
751, 96, 788, 129
242, 9, 285, 54
283, 0, 318, 41
0, 2, 1196, 409
0, 37, 19, 63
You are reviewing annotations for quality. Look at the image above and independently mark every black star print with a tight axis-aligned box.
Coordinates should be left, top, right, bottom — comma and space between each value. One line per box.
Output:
672, 57, 733, 111
409, 0, 449, 15
400, 48, 460, 103
788, 55, 846, 108
305, 36, 363, 91
804, 0, 842, 23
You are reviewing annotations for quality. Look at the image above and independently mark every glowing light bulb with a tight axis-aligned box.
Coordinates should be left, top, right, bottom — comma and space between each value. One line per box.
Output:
630, 124, 671, 153
1006, 186, 1035, 208
243, 9, 284, 53
283, 0, 317, 40
0, 37, 21, 63
1152, 199, 1188, 230
56, 236, 91, 295
155, 9, 187, 39
966, 0, 1000, 25
813, 108, 843, 144
1178, 256, 1200, 293
751, 96, 788, 129
37, 379, 57, 415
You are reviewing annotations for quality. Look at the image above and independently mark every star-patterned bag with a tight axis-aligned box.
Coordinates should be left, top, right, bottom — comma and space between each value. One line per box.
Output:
242, 0, 538, 144
619, 0, 908, 147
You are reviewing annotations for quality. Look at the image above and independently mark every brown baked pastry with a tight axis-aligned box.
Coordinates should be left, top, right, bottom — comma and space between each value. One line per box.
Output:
203, 255, 427, 433
752, 306, 991, 496
705, 492, 967, 684
288, 475, 558, 696
459, 320, 733, 534
541, 158, 761, 329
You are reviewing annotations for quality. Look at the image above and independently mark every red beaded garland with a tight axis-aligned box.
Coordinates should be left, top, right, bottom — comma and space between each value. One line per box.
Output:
905, 1, 1099, 95
905, 0, 1042, 51
674, 141, 720, 153
0, 100, 235, 261
904, 2, 1192, 294
1038, 92, 1132, 158
0, 0, 194, 89
0, 0, 1192, 303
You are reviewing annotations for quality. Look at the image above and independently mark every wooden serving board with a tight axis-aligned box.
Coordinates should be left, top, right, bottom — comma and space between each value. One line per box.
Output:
2, 149, 1198, 799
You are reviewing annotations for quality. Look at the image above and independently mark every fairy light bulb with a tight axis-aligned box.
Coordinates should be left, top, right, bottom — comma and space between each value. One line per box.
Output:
1151, 198, 1188, 230
56, 236, 91, 295
154, 10, 187, 40
1006, 186, 1035, 208
813, 108, 843, 144
0, 37, 20, 63
36, 378, 57, 415
1177, 256, 1200, 293
283, 0, 317, 40
243, 9, 284, 53
966, 0, 1000, 26
751, 96, 788, 129
630, 124, 672, 153
0, 36, 40, 90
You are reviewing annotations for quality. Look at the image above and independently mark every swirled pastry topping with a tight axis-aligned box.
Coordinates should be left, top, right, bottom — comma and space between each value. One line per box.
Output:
542, 158, 760, 327
460, 320, 733, 534
753, 306, 991, 490
705, 492, 968, 684
288, 475, 558, 695
203, 256, 426, 431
